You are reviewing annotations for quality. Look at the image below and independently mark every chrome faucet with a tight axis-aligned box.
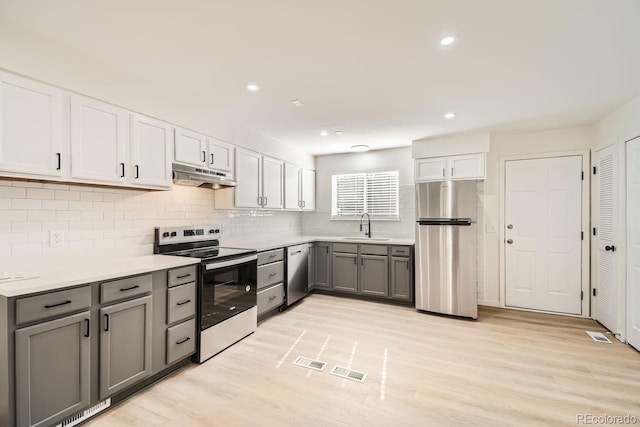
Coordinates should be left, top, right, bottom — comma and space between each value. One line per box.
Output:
359, 213, 371, 238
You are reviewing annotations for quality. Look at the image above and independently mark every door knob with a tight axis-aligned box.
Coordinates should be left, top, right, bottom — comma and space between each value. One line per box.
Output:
605, 245, 616, 252
506, 239, 514, 244
507, 224, 513, 229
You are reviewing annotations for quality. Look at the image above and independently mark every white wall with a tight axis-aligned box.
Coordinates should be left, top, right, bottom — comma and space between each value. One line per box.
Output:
0, 18, 314, 169
302, 147, 414, 239
0, 179, 302, 258
482, 125, 594, 305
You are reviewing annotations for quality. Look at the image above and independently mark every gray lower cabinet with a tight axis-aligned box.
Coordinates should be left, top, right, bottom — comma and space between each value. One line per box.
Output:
360, 255, 389, 297
308, 243, 315, 290
100, 295, 153, 399
314, 243, 331, 289
332, 252, 358, 293
391, 257, 413, 301
15, 311, 91, 427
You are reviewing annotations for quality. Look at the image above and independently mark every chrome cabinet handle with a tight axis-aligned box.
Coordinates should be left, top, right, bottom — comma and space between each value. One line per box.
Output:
506, 239, 514, 244
507, 224, 513, 229
268, 295, 277, 301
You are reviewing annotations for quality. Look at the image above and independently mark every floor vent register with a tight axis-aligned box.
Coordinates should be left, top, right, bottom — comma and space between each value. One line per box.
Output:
586, 331, 613, 344
56, 398, 111, 427
330, 366, 367, 383
293, 356, 327, 371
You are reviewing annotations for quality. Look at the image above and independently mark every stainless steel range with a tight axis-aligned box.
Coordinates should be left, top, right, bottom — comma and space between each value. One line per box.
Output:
154, 225, 257, 363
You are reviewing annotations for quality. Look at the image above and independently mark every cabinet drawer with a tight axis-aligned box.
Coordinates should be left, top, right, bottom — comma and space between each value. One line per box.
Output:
360, 244, 388, 255
101, 274, 152, 304
391, 246, 412, 256
257, 261, 284, 290
166, 319, 196, 365
168, 265, 197, 287
332, 243, 358, 253
167, 282, 196, 324
257, 248, 284, 265
257, 283, 284, 315
16, 286, 91, 325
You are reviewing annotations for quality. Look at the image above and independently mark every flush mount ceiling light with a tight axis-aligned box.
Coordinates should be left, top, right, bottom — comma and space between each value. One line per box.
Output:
320, 130, 328, 136
444, 112, 456, 119
246, 83, 259, 92
440, 36, 456, 46
334, 130, 344, 135
291, 99, 304, 107
350, 145, 370, 152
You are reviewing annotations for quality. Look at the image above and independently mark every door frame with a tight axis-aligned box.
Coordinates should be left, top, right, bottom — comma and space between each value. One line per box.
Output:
499, 149, 591, 316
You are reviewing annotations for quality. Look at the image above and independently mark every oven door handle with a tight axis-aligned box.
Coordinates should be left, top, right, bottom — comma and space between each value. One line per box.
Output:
205, 254, 257, 270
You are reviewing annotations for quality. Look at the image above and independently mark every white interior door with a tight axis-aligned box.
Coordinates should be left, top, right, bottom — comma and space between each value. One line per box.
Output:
627, 137, 640, 350
505, 156, 583, 314
594, 145, 619, 333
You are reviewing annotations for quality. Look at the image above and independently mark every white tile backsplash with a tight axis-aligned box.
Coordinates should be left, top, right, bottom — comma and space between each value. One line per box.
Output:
0, 180, 302, 257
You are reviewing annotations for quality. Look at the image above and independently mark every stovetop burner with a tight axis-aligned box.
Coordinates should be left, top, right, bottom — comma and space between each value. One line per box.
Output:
166, 247, 254, 261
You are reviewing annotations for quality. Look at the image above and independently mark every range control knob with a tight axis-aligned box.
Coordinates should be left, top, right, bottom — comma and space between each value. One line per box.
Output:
214, 228, 221, 233
162, 232, 170, 238
209, 229, 217, 234
170, 232, 177, 237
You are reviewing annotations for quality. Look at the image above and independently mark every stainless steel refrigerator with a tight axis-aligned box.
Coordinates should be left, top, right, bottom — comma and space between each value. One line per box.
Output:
415, 180, 478, 319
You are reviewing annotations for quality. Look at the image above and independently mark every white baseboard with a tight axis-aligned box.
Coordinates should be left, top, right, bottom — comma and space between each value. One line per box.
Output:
478, 299, 500, 307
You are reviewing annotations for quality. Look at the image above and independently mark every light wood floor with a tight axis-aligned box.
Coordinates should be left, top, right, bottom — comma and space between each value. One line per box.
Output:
87, 294, 640, 427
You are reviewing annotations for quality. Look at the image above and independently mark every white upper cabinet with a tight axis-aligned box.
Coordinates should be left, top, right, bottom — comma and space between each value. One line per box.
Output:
208, 138, 234, 174
235, 148, 262, 208
130, 115, 172, 189
415, 153, 486, 182
262, 156, 284, 209
0, 72, 65, 177
71, 95, 128, 185
174, 127, 206, 168
300, 168, 315, 210
284, 163, 301, 210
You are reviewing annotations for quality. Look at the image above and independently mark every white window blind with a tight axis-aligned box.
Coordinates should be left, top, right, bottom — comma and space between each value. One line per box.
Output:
332, 171, 399, 219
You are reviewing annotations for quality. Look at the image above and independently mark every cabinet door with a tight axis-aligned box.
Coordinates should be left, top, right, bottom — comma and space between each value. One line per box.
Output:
100, 295, 152, 399
71, 95, 128, 184
415, 157, 446, 182
235, 148, 262, 208
130, 114, 172, 188
391, 256, 413, 301
360, 254, 389, 297
15, 311, 90, 427
262, 156, 284, 209
314, 243, 331, 289
308, 243, 315, 290
332, 252, 358, 293
450, 153, 486, 180
284, 163, 301, 210
174, 127, 206, 167
0, 72, 64, 178
300, 168, 316, 210
208, 138, 234, 173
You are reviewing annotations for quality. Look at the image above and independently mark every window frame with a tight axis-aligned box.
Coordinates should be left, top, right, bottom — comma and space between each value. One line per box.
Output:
331, 170, 400, 221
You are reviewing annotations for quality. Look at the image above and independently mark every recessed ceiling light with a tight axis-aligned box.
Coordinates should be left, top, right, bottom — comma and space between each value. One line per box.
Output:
351, 145, 370, 152
440, 36, 456, 46
246, 83, 259, 92
291, 99, 304, 107
334, 130, 343, 135
444, 112, 456, 119
320, 130, 328, 136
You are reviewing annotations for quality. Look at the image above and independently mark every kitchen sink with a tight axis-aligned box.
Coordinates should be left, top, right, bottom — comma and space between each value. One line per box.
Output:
342, 237, 389, 241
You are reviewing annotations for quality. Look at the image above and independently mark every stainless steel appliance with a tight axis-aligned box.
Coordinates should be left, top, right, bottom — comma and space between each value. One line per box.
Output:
415, 180, 478, 319
172, 163, 236, 189
154, 225, 257, 362
286, 244, 309, 306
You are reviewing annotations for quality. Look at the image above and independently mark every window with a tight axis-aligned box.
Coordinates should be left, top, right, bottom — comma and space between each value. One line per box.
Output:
332, 171, 399, 219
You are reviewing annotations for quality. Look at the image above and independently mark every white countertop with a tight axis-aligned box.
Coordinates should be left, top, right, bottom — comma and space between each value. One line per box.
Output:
223, 235, 415, 252
0, 254, 200, 298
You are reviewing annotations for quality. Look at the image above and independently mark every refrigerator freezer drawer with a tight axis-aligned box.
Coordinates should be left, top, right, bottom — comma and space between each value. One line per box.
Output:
415, 223, 477, 319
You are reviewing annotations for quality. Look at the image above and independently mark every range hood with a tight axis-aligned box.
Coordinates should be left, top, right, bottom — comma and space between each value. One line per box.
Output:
172, 163, 236, 189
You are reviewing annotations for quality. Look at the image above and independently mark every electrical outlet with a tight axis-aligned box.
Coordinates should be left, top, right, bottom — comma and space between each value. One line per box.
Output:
49, 230, 65, 247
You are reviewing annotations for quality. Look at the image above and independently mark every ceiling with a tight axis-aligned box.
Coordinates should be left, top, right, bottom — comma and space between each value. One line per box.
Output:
1, 0, 639, 155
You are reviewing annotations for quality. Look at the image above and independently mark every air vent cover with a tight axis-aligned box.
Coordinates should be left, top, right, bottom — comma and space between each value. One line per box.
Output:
330, 365, 367, 382
293, 356, 327, 371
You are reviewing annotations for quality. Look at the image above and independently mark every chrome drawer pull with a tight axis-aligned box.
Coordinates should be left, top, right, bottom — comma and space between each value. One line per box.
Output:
176, 299, 192, 306
268, 295, 277, 301
176, 274, 191, 279
176, 337, 191, 345
268, 272, 277, 277
44, 300, 71, 309
120, 285, 140, 292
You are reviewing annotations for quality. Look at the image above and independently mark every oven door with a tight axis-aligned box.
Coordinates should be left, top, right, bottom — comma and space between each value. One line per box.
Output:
201, 254, 257, 330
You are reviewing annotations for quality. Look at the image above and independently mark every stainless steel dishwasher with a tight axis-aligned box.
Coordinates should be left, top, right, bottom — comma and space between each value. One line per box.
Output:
286, 244, 309, 306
